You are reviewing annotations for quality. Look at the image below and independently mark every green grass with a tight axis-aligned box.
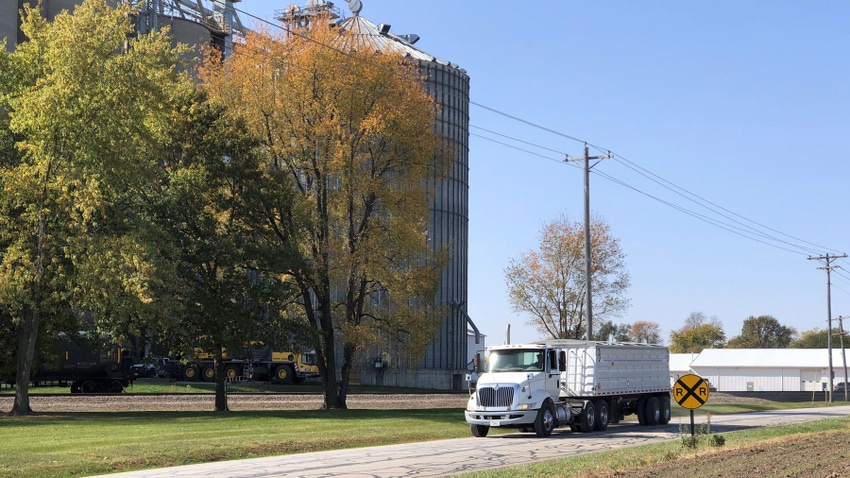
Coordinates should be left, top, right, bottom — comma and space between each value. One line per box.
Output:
459, 416, 850, 477
1, 393, 845, 478
0, 408, 471, 478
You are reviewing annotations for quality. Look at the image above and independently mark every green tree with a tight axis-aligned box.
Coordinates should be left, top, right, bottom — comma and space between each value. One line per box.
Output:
149, 93, 303, 411
201, 17, 448, 409
727, 315, 797, 348
669, 323, 726, 353
790, 328, 831, 348
505, 214, 630, 340
0, 0, 187, 415
592, 320, 631, 342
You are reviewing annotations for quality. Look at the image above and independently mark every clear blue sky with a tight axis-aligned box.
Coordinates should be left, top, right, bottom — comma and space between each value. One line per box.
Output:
237, 1, 850, 346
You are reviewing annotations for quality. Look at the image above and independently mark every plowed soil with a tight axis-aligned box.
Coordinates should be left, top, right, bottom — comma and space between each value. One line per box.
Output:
585, 430, 850, 478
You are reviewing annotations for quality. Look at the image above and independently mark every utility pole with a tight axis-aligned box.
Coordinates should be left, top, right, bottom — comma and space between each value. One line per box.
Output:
837, 316, 849, 401
809, 253, 847, 402
566, 144, 612, 341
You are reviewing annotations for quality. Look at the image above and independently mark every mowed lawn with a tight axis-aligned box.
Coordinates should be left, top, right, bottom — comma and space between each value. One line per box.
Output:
0, 408, 470, 478
2, 394, 846, 478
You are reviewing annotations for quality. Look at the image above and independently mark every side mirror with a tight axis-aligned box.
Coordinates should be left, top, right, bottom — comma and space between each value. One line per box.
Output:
473, 352, 482, 374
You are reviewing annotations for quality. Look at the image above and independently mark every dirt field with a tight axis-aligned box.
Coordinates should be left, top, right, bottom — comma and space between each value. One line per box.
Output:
585, 430, 850, 478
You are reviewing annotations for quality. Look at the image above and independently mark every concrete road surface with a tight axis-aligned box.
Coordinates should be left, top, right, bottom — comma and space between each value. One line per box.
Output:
91, 405, 850, 478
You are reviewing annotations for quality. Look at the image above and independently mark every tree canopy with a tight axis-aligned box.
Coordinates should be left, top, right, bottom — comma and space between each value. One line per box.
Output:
200, 17, 448, 409
669, 313, 726, 353
504, 214, 630, 340
727, 315, 797, 348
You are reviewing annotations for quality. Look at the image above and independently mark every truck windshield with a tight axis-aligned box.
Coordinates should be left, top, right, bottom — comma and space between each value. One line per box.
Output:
488, 350, 544, 372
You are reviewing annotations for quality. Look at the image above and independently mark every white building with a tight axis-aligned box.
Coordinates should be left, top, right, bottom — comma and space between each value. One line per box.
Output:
672, 349, 850, 392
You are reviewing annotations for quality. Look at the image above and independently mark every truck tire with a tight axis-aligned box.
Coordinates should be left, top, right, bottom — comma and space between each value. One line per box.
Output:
645, 396, 661, 426
108, 381, 123, 393
272, 364, 294, 384
593, 399, 609, 431
578, 400, 596, 432
224, 364, 241, 381
636, 398, 647, 425
659, 395, 671, 424
471, 424, 490, 437
181, 363, 200, 381
534, 401, 557, 437
201, 364, 216, 382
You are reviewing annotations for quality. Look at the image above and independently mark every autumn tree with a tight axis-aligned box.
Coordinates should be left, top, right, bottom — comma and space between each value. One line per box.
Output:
727, 315, 797, 348
630, 321, 662, 345
504, 214, 630, 340
200, 18, 447, 409
0, 1, 188, 415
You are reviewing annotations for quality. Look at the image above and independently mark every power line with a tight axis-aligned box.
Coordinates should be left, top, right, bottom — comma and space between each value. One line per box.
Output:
233, 4, 845, 260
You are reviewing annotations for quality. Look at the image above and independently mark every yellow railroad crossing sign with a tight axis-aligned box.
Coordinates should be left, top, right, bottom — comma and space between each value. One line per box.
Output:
673, 373, 710, 409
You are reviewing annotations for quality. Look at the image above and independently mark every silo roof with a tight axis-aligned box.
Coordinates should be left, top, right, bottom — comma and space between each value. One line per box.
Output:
337, 15, 464, 72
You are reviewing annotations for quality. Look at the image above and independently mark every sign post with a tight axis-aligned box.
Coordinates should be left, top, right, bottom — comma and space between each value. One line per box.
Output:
673, 373, 710, 435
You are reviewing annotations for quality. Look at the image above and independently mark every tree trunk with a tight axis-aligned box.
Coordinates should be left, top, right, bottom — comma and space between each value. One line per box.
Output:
10, 305, 39, 416
214, 356, 229, 412
319, 323, 345, 409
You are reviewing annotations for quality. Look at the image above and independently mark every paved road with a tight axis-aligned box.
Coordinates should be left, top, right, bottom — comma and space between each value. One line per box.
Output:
91, 405, 850, 478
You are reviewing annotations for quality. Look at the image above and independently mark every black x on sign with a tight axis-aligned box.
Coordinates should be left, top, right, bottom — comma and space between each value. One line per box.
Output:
673, 373, 710, 409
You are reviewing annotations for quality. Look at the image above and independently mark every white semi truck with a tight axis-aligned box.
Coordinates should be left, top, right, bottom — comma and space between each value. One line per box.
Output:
465, 339, 671, 437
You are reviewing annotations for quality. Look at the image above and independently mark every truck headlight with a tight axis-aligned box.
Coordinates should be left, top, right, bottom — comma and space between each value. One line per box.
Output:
517, 403, 536, 410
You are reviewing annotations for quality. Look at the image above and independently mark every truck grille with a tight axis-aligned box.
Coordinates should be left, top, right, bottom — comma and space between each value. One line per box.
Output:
478, 386, 515, 407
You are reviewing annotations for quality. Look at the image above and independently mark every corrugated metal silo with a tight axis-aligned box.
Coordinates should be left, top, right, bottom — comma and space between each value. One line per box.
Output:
337, 13, 471, 390
1, 1, 17, 52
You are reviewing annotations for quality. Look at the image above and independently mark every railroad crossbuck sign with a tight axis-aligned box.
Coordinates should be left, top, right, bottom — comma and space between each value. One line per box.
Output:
673, 373, 710, 409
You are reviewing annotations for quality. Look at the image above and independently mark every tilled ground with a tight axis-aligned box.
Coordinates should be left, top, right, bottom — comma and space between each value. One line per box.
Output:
586, 430, 850, 478
0, 392, 467, 412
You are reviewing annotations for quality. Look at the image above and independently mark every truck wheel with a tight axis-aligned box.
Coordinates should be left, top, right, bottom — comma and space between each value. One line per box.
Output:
201, 364, 216, 382
636, 398, 647, 425
659, 396, 671, 424
108, 381, 123, 393
593, 399, 609, 431
181, 363, 200, 381
534, 402, 557, 437
579, 401, 596, 432
224, 365, 241, 381
81, 381, 97, 394
645, 396, 661, 426
471, 424, 490, 437
273, 364, 294, 384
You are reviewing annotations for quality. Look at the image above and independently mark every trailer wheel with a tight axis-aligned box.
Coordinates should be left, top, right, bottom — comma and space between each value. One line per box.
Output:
108, 381, 123, 393
181, 363, 200, 381
81, 381, 97, 394
636, 398, 647, 425
471, 424, 490, 437
201, 364, 216, 382
579, 400, 596, 432
593, 399, 609, 431
659, 396, 671, 424
272, 364, 294, 384
534, 401, 557, 437
645, 396, 661, 426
